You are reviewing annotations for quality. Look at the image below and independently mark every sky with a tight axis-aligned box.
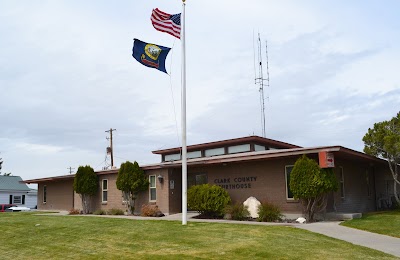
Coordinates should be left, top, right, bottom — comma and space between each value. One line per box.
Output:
1, 0, 399, 186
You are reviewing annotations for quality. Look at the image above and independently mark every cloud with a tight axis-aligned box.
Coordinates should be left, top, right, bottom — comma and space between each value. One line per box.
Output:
1, 1, 400, 181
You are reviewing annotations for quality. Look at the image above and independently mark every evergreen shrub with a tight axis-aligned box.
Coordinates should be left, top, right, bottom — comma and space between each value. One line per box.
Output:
224, 202, 250, 221
187, 184, 231, 218
257, 201, 283, 222
107, 208, 124, 215
93, 209, 107, 215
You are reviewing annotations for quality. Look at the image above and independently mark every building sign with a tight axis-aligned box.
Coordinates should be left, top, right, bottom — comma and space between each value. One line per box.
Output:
319, 151, 335, 168
214, 176, 257, 189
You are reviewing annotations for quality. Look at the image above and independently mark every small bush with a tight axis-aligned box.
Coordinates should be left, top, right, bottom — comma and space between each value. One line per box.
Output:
69, 208, 80, 215
188, 184, 231, 218
257, 201, 283, 222
225, 202, 250, 221
107, 208, 124, 215
141, 204, 164, 217
93, 209, 107, 215
141, 204, 158, 217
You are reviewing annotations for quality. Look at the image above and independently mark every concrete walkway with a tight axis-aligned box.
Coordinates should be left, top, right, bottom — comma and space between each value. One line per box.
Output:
295, 221, 400, 258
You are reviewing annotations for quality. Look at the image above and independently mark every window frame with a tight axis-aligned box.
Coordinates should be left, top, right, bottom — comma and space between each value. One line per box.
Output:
339, 166, 345, 199
43, 185, 47, 204
285, 165, 294, 200
149, 175, 156, 202
366, 169, 371, 198
102, 179, 108, 203
13, 195, 22, 204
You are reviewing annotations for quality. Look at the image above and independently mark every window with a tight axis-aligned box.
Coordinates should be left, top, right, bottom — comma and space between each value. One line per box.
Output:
285, 165, 294, 200
188, 173, 207, 188
43, 185, 47, 203
366, 170, 371, 198
13, 195, 25, 205
149, 175, 156, 201
102, 179, 108, 203
187, 151, 201, 159
205, 147, 225, 157
13, 196, 21, 204
228, 144, 250, 154
164, 153, 181, 161
254, 144, 266, 151
339, 167, 345, 199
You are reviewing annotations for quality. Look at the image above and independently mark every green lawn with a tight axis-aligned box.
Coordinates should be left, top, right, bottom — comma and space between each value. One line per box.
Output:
0, 212, 396, 259
341, 210, 400, 238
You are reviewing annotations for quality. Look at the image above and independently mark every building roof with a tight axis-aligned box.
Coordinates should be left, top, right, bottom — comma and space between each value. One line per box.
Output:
0, 176, 31, 192
152, 135, 301, 155
24, 144, 386, 184
144, 145, 386, 170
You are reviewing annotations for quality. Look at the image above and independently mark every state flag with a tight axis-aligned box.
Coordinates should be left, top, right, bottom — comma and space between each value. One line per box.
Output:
132, 39, 171, 74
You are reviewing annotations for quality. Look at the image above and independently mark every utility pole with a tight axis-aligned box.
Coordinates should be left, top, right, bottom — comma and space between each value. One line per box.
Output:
67, 167, 75, 174
105, 128, 116, 167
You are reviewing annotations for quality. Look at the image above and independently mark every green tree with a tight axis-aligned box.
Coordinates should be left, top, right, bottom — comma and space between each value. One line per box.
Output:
73, 165, 98, 214
0, 157, 12, 176
116, 161, 149, 214
187, 184, 231, 218
290, 155, 338, 222
363, 111, 400, 205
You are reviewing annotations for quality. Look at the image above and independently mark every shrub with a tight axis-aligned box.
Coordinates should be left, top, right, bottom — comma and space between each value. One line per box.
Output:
257, 201, 283, 222
73, 165, 98, 214
93, 209, 107, 215
188, 184, 231, 218
116, 161, 149, 214
107, 208, 124, 215
224, 202, 250, 221
290, 155, 338, 222
141, 204, 164, 217
69, 208, 80, 215
141, 204, 158, 217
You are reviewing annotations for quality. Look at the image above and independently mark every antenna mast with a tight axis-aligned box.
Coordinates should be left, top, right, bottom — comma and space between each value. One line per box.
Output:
254, 33, 269, 137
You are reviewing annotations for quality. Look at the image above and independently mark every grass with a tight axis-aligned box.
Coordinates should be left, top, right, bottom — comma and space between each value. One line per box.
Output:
341, 210, 400, 238
0, 212, 396, 259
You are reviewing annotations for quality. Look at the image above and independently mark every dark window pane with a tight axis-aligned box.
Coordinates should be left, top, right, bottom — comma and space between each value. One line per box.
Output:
150, 188, 156, 201
286, 166, 294, 199
103, 191, 108, 202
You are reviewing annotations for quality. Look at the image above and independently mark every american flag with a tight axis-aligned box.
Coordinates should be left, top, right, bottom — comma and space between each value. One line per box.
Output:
151, 8, 181, 39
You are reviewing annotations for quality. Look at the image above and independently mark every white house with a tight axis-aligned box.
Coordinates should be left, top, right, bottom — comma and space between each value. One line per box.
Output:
0, 176, 37, 209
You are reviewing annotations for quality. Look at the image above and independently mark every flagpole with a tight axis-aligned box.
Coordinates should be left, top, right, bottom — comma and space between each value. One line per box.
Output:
181, 0, 187, 225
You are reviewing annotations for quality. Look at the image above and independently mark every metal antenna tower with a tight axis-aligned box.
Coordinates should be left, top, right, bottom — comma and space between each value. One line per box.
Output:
254, 33, 269, 138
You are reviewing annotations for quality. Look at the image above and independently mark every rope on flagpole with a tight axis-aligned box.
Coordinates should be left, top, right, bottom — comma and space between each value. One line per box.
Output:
168, 40, 182, 151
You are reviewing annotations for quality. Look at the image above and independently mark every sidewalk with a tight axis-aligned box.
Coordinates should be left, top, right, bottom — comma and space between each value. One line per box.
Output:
295, 221, 400, 258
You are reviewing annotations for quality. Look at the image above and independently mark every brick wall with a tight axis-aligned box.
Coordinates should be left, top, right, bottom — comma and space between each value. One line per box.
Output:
332, 158, 376, 213
38, 180, 74, 211
185, 158, 303, 213
36, 154, 383, 215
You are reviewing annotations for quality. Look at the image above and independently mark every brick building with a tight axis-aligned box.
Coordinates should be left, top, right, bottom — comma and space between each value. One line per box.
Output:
25, 136, 395, 216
